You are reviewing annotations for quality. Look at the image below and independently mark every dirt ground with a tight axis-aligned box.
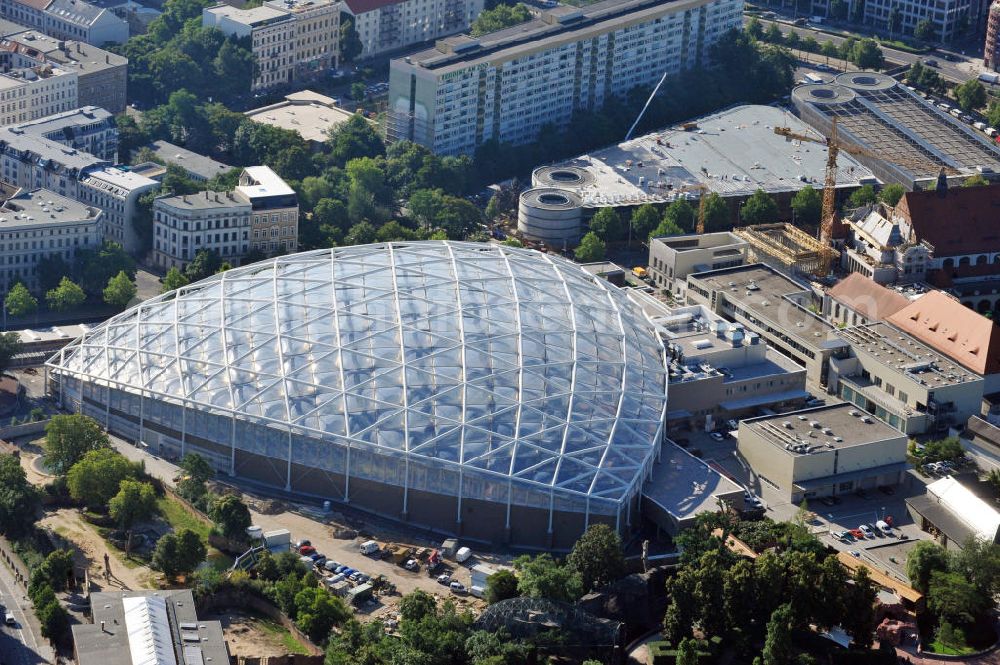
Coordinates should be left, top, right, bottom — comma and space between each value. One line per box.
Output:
204, 611, 314, 657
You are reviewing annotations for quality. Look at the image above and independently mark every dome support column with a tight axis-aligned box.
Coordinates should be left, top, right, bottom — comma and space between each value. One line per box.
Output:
285, 429, 292, 492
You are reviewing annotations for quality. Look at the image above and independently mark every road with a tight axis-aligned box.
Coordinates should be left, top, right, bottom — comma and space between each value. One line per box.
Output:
0, 553, 53, 665
745, 16, 977, 83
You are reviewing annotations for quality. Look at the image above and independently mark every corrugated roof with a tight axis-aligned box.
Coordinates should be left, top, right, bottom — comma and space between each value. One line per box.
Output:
898, 184, 1000, 257
828, 273, 911, 322
925, 476, 1000, 543
122, 595, 177, 665
887, 290, 1000, 375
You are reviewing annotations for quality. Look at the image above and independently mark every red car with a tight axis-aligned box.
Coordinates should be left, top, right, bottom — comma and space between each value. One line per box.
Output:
849, 528, 865, 540
298, 544, 316, 556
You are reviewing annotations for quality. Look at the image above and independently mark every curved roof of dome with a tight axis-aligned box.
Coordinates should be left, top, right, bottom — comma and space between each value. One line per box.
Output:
48, 242, 668, 503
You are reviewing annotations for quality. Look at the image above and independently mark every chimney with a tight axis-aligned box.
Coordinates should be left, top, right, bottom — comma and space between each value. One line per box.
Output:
105, 54, 109, 63
936, 169, 948, 197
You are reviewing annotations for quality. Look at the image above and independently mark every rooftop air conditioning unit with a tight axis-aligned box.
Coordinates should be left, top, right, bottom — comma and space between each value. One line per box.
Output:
849, 410, 860, 417
810, 421, 821, 428
783, 421, 793, 429
797, 415, 807, 421
862, 416, 873, 424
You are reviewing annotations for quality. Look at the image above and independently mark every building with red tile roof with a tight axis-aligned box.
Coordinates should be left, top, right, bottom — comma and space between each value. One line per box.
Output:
826, 273, 913, 326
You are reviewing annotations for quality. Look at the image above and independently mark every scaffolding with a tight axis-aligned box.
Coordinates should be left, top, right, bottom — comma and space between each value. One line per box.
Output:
734, 223, 837, 276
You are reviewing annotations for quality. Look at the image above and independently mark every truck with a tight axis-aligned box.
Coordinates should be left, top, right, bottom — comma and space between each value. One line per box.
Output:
455, 546, 473, 563
347, 583, 374, 606
359, 540, 380, 556
440, 538, 459, 559
390, 545, 413, 565
979, 71, 1000, 84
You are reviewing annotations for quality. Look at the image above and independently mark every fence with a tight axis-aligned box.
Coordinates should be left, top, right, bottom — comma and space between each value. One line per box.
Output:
0, 419, 50, 440
0, 534, 31, 592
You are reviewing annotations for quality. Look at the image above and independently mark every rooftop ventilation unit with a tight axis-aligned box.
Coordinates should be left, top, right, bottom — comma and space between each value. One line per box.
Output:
849, 410, 860, 417
797, 415, 807, 421
783, 421, 793, 429
862, 416, 873, 424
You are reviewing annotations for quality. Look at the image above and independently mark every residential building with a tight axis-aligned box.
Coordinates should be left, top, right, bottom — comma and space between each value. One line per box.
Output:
517, 105, 875, 241
986, 0, 1000, 70
0, 126, 107, 198
684, 263, 849, 386
648, 232, 747, 299
237, 166, 298, 255
887, 289, 1000, 392
830, 322, 984, 434
245, 91, 358, 146
72, 590, 229, 665
737, 403, 908, 503
859, 0, 972, 45
0, 27, 128, 113
13, 105, 116, 160
629, 294, 807, 431
203, 0, 338, 93
0, 188, 101, 292
152, 190, 251, 270
78, 167, 158, 253
0, 0, 127, 44
0, 63, 77, 126
137, 140, 233, 182
42, 0, 128, 44
906, 476, 1000, 549
263, 0, 338, 80
343, 0, 483, 59
823, 272, 913, 327
387, 0, 744, 156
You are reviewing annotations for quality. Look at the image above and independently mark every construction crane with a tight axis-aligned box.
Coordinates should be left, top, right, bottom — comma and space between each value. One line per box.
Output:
672, 183, 710, 233
774, 117, 960, 274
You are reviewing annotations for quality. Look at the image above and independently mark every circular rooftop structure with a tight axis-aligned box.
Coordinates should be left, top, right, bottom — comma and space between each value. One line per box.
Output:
791, 83, 857, 106
47, 242, 668, 549
533, 165, 595, 189
518, 187, 585, 245
834, 71, 898, 92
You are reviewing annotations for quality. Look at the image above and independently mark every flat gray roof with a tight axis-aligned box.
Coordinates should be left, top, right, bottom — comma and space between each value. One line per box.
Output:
539, 105, 875, 208
654, 231, 746, 251
688, 263, 843, 353
741, 403, 904, 454
14, 106, 113, 137
245, 92, 356, 144
642, 441, 744, 522
0, 127, 108, 172
837, 322, 981, 388
0, 188, 98, 227
145, 140, 233, 181
156, 190, 250, 212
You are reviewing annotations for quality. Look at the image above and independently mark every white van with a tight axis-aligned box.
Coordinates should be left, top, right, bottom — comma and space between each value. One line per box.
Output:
469, 586, 485, 599
359, 540, 380, 556
455, 546, 473, 563
875, 520, 893, 535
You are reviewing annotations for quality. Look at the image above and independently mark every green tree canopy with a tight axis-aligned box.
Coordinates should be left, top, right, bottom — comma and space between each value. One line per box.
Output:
327, 114, 384, 167
762, 604, 794, 665
588, 207, 624, 241
339, 19, 362, 62
566, 524, 626, 593
851, 39, 884, 70
574, 232, 606, 263
848, 184, 878, 208
963, 174, 989, 187
470, 2, 531, 36
878, 183, 906, 206
109, 480, 158, 553
663, 199, 696, 234
927, 570, 985, 626
955, 79, 987, 113
740, 189, 779, 224
210, 494, 252, 541
914, 18, 936, 41
513, 553, 583, 603
5, 283, 38, 318
46, 277, 86, 312
0, 332, 22, 374
185, 249, 222, 282
790, 185, 822, 225
485, 569, 519, 604
103, 271, 137, 308
295, 586, 351, 643
153, 528, 207, 580
162, 267, 190, 293
45, 414, 109, 475
67, 448, 139, 509
630, 204, 661, 240
0, 453, 40, 536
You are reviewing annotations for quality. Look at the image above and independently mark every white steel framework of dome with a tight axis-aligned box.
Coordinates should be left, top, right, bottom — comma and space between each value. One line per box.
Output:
46, 242, 668, 548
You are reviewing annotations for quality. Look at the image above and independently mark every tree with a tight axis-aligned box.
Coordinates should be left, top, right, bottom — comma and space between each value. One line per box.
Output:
109, 480, 158, 555
295, 586, 350, 643
45, 414, 109, 475
663, 199, 696, 233
963, 174, 989, 187
955, 79, 987, 113
566, 524, 625, 593
848, 184, 878, 208
162, 267, 189, 293
764, 22, 783, 43
46, 277, 86, 312
327, 114, 384, 167
31, 550, 74, 593
878, 183, 906, 206
887, 5, 902, 37
185, 249, 222, 282
339, 19, 363, 62
851, 39, 883, 70
513, 554, 584, 603
905, 541, 950, 593
0, 453, 39, 536
36, 595, 69, 640
588, 207, 623, 241
470, 2, 531, 36
103, 271, 137, 308
485, 569, 519, 604
914, 19, 936, 41
67, 448, 138, 509
651, 217, 685, 238
700, 193, 730, 232
746, 17, 764, 39
74, 241, 136, 299
630, 204, 661, 240
927, 570, 985, 626
210, 494, 252, 541
988, 101, 1000, 131
345, 221, 377, 246
821, 40, 839, 63
950, 537, 1000, 600
574, 232, 606, 263
790, 186, 822, 225
0, 332, 22, 374
762, 604, 794, 665
677, 637, 700, 665
180, 452, 214, 484
351, 82, 366, 101
153, 528, 206, 580
842, 568, 878, 648
5, 283, 37, 318
740, 189, 779, 224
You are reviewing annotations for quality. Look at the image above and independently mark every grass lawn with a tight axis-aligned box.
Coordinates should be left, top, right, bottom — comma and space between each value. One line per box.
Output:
929, 640, 976, 656
157, 495, 212, 540
258, 618, 311, 655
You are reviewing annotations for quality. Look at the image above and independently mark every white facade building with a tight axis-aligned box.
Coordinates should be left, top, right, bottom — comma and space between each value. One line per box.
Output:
0, 188, 101, 292
343, 0, 483, 59
387, 0, 743, 156
0, 64, 77, 126
0, 0, 128, 44
12, 105, 117, 160
264, 0, 338, 80
78, 167, 158, 254
152, 190, 251, 271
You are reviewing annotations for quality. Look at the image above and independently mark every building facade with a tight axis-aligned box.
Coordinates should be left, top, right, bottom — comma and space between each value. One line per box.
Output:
78, 167, 158, 254
0, 188, 101, 292
648, 232, 747, 299
387, 0, 743, 156
0, 64, 77, 126
344, 0, 483, 59
152, 190, 251, 270
737, 404, 909, 503
12, 105, 116, 160
859, 0, 971, 45
42, 0, 128, 44
237, 166, 298, 255
264, 0, 338, 80
0, 126, 107, 197
987, 0, 1000, 70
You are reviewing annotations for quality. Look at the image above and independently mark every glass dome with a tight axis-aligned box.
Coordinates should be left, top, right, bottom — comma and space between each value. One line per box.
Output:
48, 242, 667, 505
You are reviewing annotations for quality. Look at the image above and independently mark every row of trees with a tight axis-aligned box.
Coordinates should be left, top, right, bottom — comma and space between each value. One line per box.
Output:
747, 19, 884, 70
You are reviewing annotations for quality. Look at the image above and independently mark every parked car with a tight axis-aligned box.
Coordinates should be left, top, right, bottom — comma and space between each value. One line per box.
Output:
324, 560, 342, 572
875, 520, 893, 535
726, 419, 739, 431
449, 581, 467, 595
859, 524, 875, 538
299, 555, 314, 565
298, 544, 316, 556
819, 496, 837, 507
404, 559, 419, 571
437, 574, 452, 585
311, 554, 327, 567
5, 612, 15, 626
849, 550, 861, 558
866, 523, 884, 537
849, 528, 865, 539
295, 539, 311, 550
744, 493, 763, 508
834, 530, 852, 541
710, 432, 725, 442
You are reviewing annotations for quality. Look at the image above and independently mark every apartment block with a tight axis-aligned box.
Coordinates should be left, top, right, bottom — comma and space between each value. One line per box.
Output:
0, 0, 127, 44
77, 167, 157, 254
0, 126, 106, 198
237, 166, 298, 255
203, 0, 338, 93
0, 188, 101, 292
860, 0, 972, 45
152, 190, 252, 271
0, 27, 128, 113
12, 105, 116, 160
387, 0, 743, 156
0, 63, 77, 126
343, 0, 483, 59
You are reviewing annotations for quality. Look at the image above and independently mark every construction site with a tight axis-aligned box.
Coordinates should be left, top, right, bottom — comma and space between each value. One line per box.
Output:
734, 223, 835, 277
